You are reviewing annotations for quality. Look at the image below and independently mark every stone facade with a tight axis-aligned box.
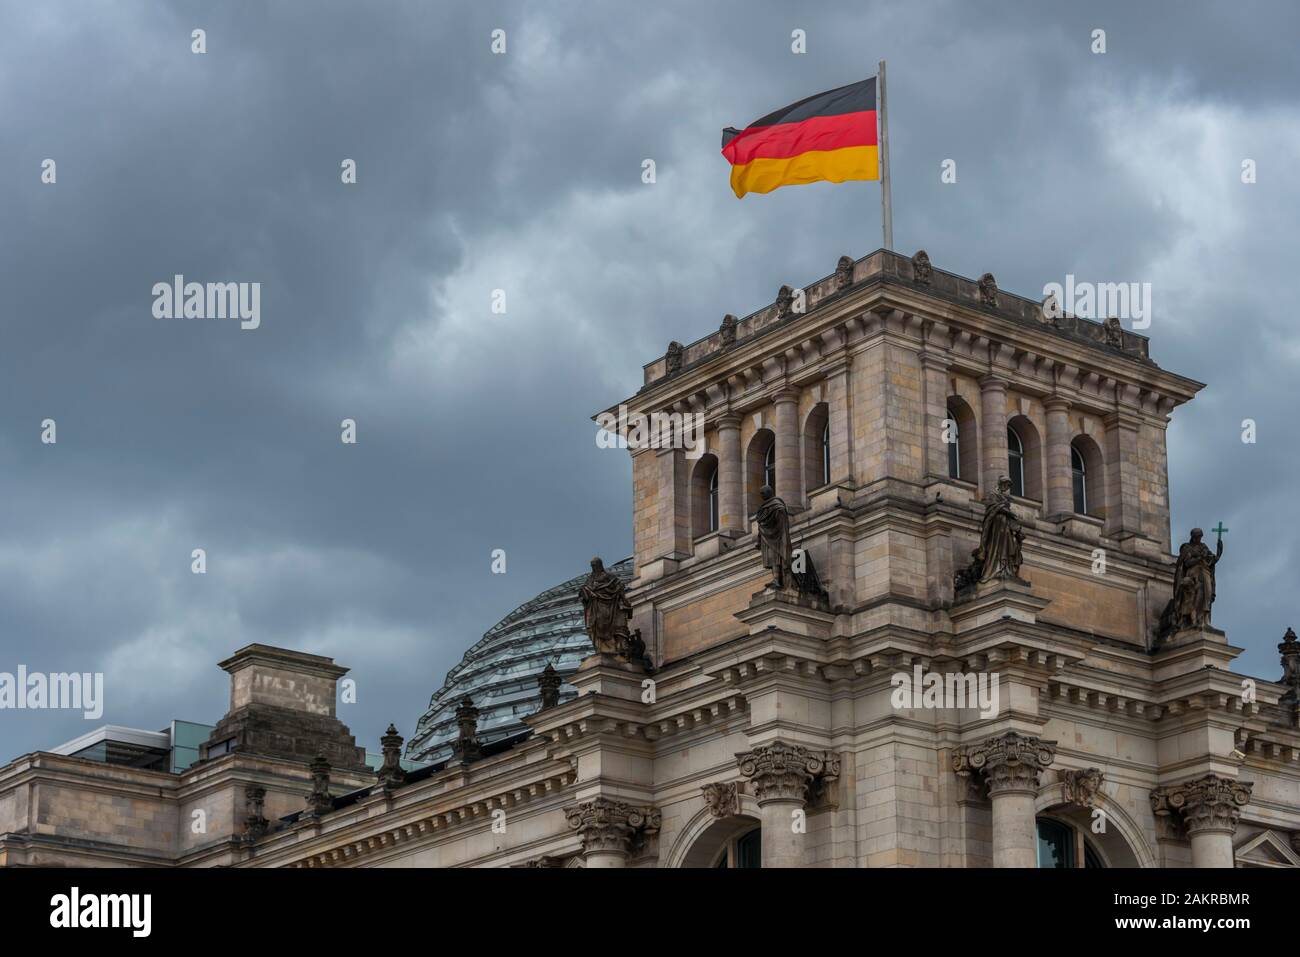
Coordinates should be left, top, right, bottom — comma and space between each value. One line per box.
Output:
2, 250, 1299, 869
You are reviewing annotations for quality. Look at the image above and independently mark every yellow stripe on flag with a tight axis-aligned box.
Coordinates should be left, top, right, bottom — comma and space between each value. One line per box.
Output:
728, 145, 878, 198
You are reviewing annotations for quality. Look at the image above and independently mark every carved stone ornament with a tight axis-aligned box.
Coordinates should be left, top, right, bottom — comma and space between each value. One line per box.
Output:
564, 797, 662, 858
1102, 315, 1124, 347
978, 272, 998, 308
953, 731, 1055, 797
719, 313, 738, 346
775, 284, 795, 318
1060, 767, 1104, 808
1278, 627, 1299, 688
1150, 775, 1252, 837
242, 785, 268, 842
451, 696, 482, 764
306, 754, 333, 818
911, 249, 933, 285
665, 340, 683, 375
702, 781, 741, 818
736, 741, 839, 806
376, 723, 406, 793
835, 255, 855, 290
538, 662, 562, 710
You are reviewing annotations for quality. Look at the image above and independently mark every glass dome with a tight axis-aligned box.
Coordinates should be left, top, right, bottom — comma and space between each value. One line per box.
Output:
405, 558, 634, 764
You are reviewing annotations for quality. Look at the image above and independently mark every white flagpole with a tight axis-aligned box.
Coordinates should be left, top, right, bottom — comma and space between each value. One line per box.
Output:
878, 59, 893, 251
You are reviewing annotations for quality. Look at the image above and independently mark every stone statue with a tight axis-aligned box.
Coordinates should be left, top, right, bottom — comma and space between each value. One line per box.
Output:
753, 485, 794, 590
955, 477, 1025, 593
579, 557, 634, 656
978, 477, 1024, 582
1163, 528, 1224, 633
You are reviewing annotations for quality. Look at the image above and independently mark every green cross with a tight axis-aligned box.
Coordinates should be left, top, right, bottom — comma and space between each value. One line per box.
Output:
1212, 522, 1229, 540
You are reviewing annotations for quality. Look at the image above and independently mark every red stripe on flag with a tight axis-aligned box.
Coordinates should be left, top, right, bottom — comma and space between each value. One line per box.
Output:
722, 110, 877, 166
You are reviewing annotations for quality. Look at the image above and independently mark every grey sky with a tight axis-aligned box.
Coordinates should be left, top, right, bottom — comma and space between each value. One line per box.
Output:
1, 0, 1296, 760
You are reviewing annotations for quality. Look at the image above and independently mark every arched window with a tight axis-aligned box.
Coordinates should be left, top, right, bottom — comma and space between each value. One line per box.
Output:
1037, 817, 1105, 868
803, 403, 830, 494
1007, 425, 1025, 498
822, 421, 830, 486
708, 466, 719, 532
1069, 435, 1104, 518
746, 429, 777, 515
690, 453, 720, 540
945, 398, 978, 483
1071, 446, 1087, 515
713, 826, 762, 868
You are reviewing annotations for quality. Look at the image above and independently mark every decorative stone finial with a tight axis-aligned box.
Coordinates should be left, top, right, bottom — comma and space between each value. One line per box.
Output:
1279, 627, 1299, 686
538, 663, 561, 710
911, 249, 933, 285
376, 723, 406, 793
306, 754, 333, 817
451, 697, 481, 764
719, 314, 738, 346
242, 785, 268, 843
978, 272, 998, 307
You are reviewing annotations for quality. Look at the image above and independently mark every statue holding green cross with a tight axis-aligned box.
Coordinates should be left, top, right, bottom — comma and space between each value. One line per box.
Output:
1156, 527, 1225, 644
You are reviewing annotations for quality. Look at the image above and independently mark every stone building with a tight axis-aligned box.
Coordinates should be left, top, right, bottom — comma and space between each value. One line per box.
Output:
2, 249, 1299, 869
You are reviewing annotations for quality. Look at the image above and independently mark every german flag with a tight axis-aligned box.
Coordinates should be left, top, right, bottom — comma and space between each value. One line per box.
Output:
721, 77, 878, 198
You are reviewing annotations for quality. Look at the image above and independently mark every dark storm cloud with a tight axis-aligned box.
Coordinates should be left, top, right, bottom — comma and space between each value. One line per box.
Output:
0, 0, 1296, 758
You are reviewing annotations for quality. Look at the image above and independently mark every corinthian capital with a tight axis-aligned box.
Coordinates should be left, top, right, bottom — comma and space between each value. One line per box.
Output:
1150, 775, 1252, 837
736, 741, 839, 805
564, 797, 661, 858
953, 731, 1055, 797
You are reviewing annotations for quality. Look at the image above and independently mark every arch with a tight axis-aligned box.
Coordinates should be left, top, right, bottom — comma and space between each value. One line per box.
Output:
746, 428, 776, 516
803, 402, 830, 494
1035, 781, 1154, 868
945, 396, 978, 483
1070, 435, 1105, 518
663, 792, 763, 868
1006, 414, 1043, 502
690, 453, 719, 541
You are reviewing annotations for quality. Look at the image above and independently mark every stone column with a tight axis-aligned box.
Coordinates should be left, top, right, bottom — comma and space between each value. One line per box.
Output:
824, 358, 854, 486
654, 446, 690, 560
564, 797, 661, 868
773, 389, 803, 508
921, 351, 950, 480
954, 731, 1055, 868
737, 741, 833, 868
1043, 396, 1073, 517
1150, 775, 1251, 869
978, 375, 1008, 497
1103, 409, 1143, 543
715, 414, 744, 534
